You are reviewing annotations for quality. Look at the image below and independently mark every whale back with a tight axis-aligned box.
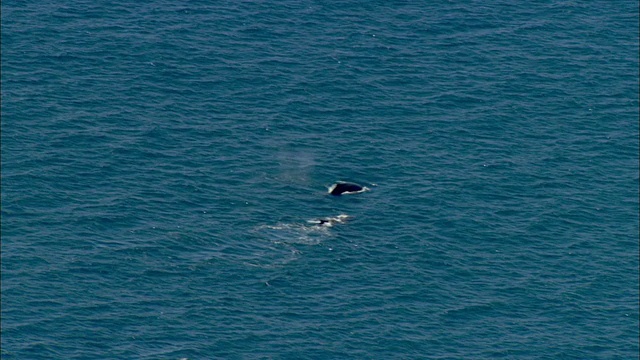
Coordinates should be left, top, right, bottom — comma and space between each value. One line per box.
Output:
329, 182, 365, 195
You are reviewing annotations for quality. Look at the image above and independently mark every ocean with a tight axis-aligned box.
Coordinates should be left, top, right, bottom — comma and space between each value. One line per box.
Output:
2, 1, 638, 359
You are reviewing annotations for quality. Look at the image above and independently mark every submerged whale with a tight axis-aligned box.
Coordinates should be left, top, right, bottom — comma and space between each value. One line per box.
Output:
328, 182, 369, 196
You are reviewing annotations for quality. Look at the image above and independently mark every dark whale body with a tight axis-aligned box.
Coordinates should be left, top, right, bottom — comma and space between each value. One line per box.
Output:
328, 182, 367, 196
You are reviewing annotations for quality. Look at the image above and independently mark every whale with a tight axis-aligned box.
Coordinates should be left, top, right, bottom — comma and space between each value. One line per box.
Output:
328, 182, 369, 196
308, 214, 351, 227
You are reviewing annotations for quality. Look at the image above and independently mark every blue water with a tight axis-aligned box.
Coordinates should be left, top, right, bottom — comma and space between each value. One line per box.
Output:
2, 1, 638, 359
